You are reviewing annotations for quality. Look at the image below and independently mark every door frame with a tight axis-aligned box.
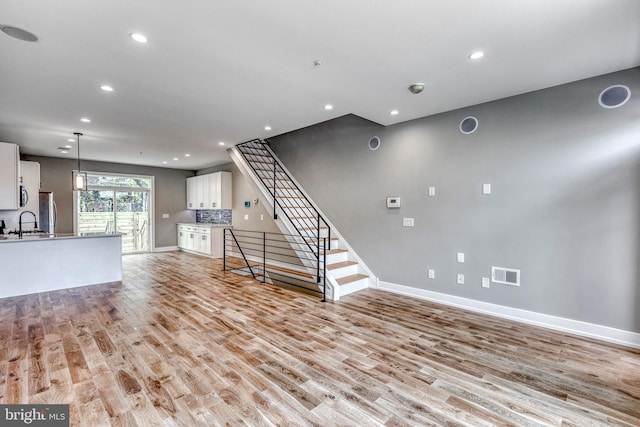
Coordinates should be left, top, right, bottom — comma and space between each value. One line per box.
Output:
73, 170, 156, 253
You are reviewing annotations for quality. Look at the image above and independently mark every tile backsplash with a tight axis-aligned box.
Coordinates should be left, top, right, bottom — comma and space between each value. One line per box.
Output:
196, 209, 232, 225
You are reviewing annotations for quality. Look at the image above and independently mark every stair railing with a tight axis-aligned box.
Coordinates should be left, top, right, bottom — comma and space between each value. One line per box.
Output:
223, 228, 327, 301
235, 139, 331, 285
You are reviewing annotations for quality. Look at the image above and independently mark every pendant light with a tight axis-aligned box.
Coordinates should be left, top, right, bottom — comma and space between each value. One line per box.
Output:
72, 132, 87, 191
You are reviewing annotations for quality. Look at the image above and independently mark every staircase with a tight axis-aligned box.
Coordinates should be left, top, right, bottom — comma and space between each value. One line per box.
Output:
230, 139, 374, 300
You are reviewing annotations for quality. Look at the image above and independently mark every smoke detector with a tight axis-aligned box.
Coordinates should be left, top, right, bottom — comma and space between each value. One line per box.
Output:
409, 83, 424, 94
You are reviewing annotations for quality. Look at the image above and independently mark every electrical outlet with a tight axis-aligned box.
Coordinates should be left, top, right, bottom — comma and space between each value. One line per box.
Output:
457, 274, 464, 285
428, 186, 436, 196
483, 183, 492, 195
260, 214, 264, 221
244, 214, 249, 220
428, 269, 435, 279
482, 277, 490, 288
457, 252, 465, 263
402, 218, 414, 227
162, 213, 169, 219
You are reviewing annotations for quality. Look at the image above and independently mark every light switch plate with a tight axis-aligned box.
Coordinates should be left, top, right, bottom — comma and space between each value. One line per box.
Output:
428, 269, 435, 279
457, 252, 465, 263
457, 274, 465, 285
483, 183, 492, 194
402, 218, 414, 227
244, 214, 249, 220
482, 277, 490, 288
428, 186, 436, 196
162, 213, 169, 219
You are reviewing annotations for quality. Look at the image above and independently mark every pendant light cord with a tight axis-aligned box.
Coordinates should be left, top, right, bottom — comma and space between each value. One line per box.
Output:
74, 132, 83, 173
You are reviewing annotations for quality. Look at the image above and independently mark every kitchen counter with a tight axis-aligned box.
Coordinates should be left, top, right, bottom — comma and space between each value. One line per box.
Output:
177, 223, 232, 227
0, 232, 122, 242
0, 233, 122, 298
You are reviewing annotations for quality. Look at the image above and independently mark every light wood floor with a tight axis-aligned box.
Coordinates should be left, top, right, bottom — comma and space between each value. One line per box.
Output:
0, 251, 639, 426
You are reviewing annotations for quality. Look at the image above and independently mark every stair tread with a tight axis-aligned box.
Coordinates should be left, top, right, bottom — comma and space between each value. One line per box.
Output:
325, 249, 348, 255
327, 261, 358, 270
336, 274, 369, 286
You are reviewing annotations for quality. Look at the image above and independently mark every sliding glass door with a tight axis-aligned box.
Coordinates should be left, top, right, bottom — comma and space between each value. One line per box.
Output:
76, 174, 152, 254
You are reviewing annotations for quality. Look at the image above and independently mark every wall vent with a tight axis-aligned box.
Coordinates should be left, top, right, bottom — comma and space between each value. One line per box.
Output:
459, 116, 478, 134
598, 85, 630, 109
491, 266, 520, 286
368, 136, 381, 150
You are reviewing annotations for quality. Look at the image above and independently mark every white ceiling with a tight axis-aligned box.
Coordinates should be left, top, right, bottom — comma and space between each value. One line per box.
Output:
1, 0, 639, 170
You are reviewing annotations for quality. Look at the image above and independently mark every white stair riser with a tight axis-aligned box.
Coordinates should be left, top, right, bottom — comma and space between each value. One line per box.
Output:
337, 277, 369, 297
323, 252, 349, 264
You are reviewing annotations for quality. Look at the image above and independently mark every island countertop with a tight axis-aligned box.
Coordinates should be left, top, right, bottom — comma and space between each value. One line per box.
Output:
0, 232, 123, 243
0, 233, 123, 298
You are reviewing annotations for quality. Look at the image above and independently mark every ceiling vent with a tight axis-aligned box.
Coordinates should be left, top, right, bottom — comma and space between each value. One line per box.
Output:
598, 85, 630, 109
368, 136, 381, 150
459, 116, 478, 134
491, 266, 520, 286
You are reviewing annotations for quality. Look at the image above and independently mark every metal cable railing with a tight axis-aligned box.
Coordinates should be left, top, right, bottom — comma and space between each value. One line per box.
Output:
236, 139, 331, 282
223, 229, 327, 301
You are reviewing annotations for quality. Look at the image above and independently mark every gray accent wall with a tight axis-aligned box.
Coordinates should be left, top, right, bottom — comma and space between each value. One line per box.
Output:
269, 67, 640, 333
22, 155, 196, 248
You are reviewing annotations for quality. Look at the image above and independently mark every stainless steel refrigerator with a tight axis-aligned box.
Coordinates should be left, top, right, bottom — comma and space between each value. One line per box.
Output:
39, 192, 57, 234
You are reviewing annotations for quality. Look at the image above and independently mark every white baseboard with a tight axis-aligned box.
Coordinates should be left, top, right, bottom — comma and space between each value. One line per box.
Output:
378, 280, 640, 349
154, 246, 179, 252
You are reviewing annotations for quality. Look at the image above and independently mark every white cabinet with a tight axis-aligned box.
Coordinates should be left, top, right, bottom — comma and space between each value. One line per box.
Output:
0, 143, 20, 210
177, 224, 228, 258
186, 172, 232, 210
186, 177, 197, 209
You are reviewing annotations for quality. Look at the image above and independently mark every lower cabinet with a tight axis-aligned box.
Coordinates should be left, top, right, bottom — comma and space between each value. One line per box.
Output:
177, 224, 227, 258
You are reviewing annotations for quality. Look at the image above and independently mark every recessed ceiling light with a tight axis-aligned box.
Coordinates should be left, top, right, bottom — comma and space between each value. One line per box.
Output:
390, 110, 399, 116
264, 126, 272, 131
469, 51, 485, 60
130, 33, 148, 43
67, 138, 75, 142
162, 161, 168, 165
80, 117, 91, 123
184, 153, 191, 157
100, 84, 114, 92
218, 142, 225, 146
1, 25, 39, 42
64, 145, 72, 149
173, 157, 178, 161
324, 104, 333, 111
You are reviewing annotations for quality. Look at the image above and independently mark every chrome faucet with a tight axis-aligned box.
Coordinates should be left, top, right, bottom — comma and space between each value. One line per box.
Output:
19, 210, 38, 238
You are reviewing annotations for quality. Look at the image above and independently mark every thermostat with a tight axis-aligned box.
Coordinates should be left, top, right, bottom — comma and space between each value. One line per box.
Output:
386, 197, 401, 208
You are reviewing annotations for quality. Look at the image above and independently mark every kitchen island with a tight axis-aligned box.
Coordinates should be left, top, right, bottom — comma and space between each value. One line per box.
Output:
0, 233, 122, 298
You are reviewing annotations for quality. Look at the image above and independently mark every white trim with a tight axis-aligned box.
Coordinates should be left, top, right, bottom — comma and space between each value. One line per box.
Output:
154, 246, 179, 252
378, 280, 640, 349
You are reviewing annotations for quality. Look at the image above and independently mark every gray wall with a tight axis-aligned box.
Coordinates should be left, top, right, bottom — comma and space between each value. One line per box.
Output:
269, 67, 640, 333
22, 155, 196, 248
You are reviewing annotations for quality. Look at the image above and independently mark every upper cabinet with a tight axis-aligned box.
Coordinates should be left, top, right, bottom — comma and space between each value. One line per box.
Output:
186, 171, 232, 210
0, 143, 20, 210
